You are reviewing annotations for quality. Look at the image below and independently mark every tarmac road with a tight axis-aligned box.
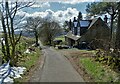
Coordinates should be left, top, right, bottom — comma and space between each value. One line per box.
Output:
29, 44, 84, 82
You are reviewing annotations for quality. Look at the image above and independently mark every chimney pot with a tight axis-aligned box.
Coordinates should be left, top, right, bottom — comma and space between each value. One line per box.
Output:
104, 15, 108, 23
73, 17, 77, 22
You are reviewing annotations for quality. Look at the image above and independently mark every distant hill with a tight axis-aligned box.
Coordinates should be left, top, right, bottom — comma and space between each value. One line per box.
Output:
14, 31, 34, 37
1, 30, 67, 38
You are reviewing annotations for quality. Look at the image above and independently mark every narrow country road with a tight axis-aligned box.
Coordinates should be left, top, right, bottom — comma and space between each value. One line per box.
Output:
30, 46, 84, 82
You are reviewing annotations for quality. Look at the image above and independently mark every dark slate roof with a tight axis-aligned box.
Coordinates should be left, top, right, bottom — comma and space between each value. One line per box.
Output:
65, 31, 81, 41
73, 20, 91, 28
88, 18, 100, 29
79, 20, 91, 27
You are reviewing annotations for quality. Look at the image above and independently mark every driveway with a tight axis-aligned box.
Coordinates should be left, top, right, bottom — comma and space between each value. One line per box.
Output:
30, 46, 84, 82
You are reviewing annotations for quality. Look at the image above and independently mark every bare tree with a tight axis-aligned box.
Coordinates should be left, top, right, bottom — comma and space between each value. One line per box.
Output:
40, 21, 61, 45
0, 0, 34, 66
24, 16, 44, 46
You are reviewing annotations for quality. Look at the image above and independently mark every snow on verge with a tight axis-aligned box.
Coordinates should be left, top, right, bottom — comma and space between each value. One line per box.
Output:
0, 61, 26, 83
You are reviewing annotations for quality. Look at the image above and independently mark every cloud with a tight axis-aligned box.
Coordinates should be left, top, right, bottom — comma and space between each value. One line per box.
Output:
60, 0, 81, 4
54, 8, 79, 22
16, 8, 87, 26
31, 2, 50, 8
59, 0, 101, 4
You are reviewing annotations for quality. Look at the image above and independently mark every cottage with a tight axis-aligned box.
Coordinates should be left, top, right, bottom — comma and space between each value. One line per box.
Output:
65, 15, 110, 48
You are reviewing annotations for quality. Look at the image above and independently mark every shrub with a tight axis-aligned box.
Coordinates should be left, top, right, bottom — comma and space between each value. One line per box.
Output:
95, 49, 120, 71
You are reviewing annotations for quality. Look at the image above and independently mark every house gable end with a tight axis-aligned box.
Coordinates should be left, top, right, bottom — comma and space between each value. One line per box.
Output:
80, 17, 110, 42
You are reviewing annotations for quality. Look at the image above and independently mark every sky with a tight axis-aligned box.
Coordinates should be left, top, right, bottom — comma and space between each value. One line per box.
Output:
16, 1, 92, 26
0, 0, 106, 31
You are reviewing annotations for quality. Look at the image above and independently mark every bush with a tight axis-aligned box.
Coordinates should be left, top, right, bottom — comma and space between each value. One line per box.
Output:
89, 38, 120, 71
95, 49, 120, 71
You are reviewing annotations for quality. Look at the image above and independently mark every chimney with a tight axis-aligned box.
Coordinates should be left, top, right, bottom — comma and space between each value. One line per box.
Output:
77, 11, 82, 21
69, 19, 72, 30
73, 17, 78, 35
104, 15, 108, 23
73, 17, 77, 22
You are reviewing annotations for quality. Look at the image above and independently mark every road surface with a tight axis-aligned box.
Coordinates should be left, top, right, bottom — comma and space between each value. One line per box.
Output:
30, 46, 84, 82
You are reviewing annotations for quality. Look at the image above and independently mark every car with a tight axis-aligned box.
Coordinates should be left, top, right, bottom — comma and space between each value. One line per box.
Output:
58, 45, 70, 49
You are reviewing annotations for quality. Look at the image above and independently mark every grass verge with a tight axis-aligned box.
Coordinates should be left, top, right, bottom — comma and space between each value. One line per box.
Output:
14, 36, 41, 83
59, 49, 120, 82
80, 57, 120, 82
18, 47, 41, 70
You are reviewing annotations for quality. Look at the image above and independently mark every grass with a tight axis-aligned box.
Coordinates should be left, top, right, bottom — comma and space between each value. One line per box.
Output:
80, 57, 120, 82
18, 47, 41, 70
14, 47, 41, 83
54, 35, 65, 42
64, 49, 120, 82
79, 50, 96, 54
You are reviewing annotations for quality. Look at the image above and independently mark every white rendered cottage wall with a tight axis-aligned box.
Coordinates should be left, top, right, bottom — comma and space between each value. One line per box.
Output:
77, 27, 80, 36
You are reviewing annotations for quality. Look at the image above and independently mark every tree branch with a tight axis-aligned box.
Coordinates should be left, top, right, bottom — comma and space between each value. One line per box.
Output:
15, 31, 22, 45
12, 2, 17, 19
6, 1, 13, 45
17, 2, 35, 11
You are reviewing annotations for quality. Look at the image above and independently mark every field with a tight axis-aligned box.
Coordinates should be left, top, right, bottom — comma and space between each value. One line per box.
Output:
54, 35, 65, 42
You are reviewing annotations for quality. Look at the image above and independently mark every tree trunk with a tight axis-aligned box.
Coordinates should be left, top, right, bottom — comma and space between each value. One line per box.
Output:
11, 45, 16, 66
49, 39, 52, 45
10, 18, 16, 66
6, 1, 16, 66
115, 8, 120, 49
1, 10, 10, 61
35, 31, 39, 46
110, 15, 114, 43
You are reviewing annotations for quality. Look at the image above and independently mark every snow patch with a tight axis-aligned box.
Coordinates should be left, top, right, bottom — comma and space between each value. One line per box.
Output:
24, 49, 30, 54
76, 35, 80, 37
0, 61, 26, 83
